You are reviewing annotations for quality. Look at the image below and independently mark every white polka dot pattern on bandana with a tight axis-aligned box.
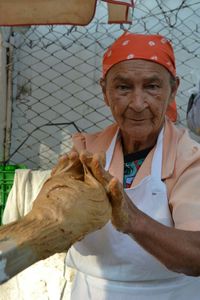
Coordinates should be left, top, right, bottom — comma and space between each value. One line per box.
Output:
122, 40, 129, 46
150, 56, 158, 61
127, 54, 134, 59
102, 32, 176, 78
107, 50, 112, 57
148, 41, 156, 46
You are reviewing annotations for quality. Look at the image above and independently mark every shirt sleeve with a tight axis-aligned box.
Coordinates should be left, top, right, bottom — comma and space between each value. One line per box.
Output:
169, 157, 200, 231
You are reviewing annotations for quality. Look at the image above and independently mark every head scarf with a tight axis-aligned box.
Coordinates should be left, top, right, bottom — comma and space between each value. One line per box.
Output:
102, 31, 178, 123
102, 31, 176, 78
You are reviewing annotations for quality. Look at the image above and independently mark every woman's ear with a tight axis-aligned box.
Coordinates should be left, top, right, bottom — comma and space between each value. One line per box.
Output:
100, 78, 109, 106
169, 76, 180, 103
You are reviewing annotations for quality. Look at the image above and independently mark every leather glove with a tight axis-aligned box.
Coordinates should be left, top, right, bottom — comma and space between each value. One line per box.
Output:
0, 151, 111, 282
25, 151, 112, 258
80, 150, 137, 234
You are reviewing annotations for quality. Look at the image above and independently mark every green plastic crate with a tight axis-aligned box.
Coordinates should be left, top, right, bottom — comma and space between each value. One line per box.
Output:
0, 164, 26, 225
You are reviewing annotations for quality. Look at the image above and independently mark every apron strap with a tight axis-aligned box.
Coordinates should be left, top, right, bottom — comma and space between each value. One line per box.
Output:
105, 128, 120, 171
151, 128, 164, 179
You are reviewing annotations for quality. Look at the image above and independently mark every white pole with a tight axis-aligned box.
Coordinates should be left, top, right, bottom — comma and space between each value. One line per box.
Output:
0, 28, 11, 163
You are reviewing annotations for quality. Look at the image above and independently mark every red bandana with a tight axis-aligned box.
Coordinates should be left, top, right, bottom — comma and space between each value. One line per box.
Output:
102, 32, 177, 122
102, 31, 176, 78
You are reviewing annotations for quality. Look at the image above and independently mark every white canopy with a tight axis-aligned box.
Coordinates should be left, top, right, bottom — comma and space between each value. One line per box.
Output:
0, 0, 134, 26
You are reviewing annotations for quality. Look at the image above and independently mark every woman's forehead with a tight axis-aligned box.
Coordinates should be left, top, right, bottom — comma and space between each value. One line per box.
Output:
106, 59, 170, 82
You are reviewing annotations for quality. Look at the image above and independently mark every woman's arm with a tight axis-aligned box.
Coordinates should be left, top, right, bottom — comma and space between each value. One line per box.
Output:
81, 151, 200, 277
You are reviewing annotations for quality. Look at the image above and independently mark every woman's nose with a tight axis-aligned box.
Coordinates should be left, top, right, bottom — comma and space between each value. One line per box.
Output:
128, 90, 147, 112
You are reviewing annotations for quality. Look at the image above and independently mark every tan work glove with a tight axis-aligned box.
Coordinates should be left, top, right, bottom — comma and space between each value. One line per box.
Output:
80, 151, 138, 234
20, 151, 111, 260
0, 151, 111, 283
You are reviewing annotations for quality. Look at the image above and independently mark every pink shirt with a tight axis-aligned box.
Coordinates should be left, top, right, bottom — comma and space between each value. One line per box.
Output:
73, 118, 200, 231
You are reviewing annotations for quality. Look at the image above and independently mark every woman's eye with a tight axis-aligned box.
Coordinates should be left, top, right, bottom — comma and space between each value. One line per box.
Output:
146, 84, 159, 90
117, 85, 130, 91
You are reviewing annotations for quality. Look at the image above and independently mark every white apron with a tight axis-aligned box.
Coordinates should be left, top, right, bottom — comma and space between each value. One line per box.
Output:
67, 128, 200, 299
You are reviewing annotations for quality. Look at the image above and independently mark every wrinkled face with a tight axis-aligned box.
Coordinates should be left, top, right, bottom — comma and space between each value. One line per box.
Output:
101, 59, 179, 145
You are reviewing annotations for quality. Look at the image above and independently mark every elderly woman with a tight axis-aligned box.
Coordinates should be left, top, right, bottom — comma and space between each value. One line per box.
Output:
66, 32, 200, 299
2, 32, 200, 299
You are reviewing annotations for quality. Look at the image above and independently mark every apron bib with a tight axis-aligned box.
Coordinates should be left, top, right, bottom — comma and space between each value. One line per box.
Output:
67, 128, 200, 299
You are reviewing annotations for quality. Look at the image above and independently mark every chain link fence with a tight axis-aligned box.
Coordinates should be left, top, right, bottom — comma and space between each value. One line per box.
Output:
2, 0, 200, 169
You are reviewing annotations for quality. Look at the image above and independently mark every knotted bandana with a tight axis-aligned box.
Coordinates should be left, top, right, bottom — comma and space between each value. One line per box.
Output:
102, 31, 176, 78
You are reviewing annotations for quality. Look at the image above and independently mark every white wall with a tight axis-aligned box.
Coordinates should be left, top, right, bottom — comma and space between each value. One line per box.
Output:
6, 1, 200, 169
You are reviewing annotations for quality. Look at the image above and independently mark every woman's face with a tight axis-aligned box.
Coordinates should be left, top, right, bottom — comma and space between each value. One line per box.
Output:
101, 59, 179, 150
